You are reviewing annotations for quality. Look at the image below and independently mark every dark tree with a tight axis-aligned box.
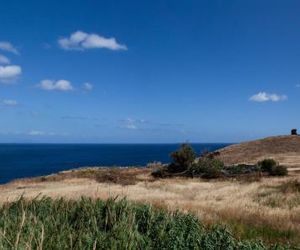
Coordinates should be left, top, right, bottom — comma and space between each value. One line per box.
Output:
169, 143, 196, 173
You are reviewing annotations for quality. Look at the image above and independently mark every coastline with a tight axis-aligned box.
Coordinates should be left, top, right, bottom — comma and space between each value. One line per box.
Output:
0, 143, 229, 184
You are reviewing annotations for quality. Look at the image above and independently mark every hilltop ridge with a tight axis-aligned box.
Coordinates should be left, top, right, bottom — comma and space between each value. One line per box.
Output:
216, 135, 300, 167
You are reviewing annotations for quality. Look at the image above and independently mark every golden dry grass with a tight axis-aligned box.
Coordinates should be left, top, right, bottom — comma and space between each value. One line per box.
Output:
1, 167, 300, 244
217, 135, 300, 167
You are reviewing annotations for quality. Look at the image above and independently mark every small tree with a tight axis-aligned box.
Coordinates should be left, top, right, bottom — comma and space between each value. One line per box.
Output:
258, 159, 277, 173
169, 143, 196, 173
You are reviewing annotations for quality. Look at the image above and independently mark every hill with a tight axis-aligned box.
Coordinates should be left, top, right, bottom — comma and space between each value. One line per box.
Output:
216, 135, 300, 167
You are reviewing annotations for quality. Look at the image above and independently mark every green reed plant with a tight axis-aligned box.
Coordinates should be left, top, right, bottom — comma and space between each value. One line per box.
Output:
0, 197, 296, 249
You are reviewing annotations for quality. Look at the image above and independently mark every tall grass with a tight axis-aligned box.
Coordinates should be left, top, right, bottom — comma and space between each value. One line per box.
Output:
0, 197, 296, 249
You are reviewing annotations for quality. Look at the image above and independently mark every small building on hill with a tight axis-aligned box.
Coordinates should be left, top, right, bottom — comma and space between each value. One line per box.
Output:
291, 129, 298, 135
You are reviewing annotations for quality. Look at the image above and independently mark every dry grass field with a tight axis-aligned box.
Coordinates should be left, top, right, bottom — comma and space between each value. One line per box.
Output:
1, 167, 300, 246
216, 135, 300, 167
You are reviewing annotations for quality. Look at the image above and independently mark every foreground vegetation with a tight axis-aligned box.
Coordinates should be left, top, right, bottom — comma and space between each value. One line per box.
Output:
0, 197, 297, 249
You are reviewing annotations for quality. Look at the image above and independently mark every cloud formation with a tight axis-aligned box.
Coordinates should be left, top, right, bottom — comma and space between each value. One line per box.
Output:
0, 41, 19, 54
0, 54, 10, 65
28, 130, 68, 137
37, 79, 74, 91
58, 31, 127, 51
120, 118, 147, 130
28, 130, 45, 136
0, 99, 18, 107
82, 82, 93, 91
0, 99, 18, 106
0, 65, 22, 83
249, 92, 287, 102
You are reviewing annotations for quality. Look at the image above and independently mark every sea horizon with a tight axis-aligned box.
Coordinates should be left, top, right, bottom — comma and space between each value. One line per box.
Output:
0, 143, 230, 184
0, 142, 235, 145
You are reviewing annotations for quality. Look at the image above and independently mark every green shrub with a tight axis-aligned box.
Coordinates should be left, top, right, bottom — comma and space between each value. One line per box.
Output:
225, 164, 261, 175
168, 143, 196, 173
188, 157, 224, 178
257, 159, 287, 176
258, 159, 277, 173
270, 165, 288, 176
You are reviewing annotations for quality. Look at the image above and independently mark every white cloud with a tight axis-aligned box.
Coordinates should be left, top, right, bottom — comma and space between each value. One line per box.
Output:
27, 130, 68, 137
1, 99, 18, 106
28, 130, 45, 136
125, 124, 137, 130
120, 118, 148, 130
0, 41, 19, 54
37, 79, 74, 91
58, 31, 127, 51
0, 54, 10, 64
82, 82, 93, 91
120, 118, 138, 130
28, 130, 65, 137
0, 65, 22, 83
249, 92, 287, 102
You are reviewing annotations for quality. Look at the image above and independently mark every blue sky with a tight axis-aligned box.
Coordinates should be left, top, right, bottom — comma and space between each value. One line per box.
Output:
0, 0, 300, 143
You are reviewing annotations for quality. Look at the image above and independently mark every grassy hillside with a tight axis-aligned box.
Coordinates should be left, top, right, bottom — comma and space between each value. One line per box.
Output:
216, 135, 300, 167
0, 197, 295, 250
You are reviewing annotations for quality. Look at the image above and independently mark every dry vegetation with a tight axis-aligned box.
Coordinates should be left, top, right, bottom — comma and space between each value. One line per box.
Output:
34, 167, 153, 185
216, 135, 300, 167
1, 167, 300, 246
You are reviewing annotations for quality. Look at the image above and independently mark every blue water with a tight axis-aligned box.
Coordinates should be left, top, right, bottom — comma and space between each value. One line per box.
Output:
0, 143, 230, 184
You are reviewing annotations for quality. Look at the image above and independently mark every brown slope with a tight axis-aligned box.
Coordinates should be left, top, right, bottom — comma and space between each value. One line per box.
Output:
216, 135, 300, 167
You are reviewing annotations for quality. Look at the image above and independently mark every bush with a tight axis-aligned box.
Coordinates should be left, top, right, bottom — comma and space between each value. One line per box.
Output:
257, 159, 288, 176
225, 164, 260, 175
258, 159, 277, 173
188, 157, 224, 178
270, 165, 288, 176
168, 143, 196, 173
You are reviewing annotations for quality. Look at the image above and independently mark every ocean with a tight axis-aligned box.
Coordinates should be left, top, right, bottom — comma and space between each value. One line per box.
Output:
0, 143, 230, 184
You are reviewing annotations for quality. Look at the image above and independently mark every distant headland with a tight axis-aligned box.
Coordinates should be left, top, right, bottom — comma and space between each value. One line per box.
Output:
215, 129, 300, 167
